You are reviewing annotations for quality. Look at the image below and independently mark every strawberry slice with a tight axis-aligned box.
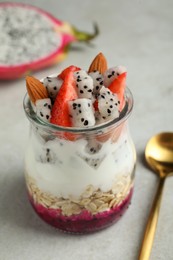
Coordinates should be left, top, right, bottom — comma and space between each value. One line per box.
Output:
58, 65, 81, 80
50, 71, 78, 140
93, 100, 98, 111
108, 72, 127, 110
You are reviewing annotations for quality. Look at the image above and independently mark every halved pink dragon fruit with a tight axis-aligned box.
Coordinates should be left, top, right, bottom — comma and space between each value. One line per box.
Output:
0, 2, 98, 80
43, 76, 63, 100
103, 66, 127, 87
68, 98, 95, 127
36, 98, 52, 122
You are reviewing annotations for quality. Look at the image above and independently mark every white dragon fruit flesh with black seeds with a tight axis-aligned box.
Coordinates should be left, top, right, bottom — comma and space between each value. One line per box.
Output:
85, 139, 102, 154
98, 86, 120, 120
0, 5, 61, 67
36, 98, 52, 122
83, 157, 105, 169
73, 70, 88, 80
103, 66, 127, 87
95, 111, 107, 125
68, 98, 95, 127
89, 71, 104, 96
75, 75, 94, 99
77, 151, 106, 169
43, 76, 63, 100
39, 147, 57, 164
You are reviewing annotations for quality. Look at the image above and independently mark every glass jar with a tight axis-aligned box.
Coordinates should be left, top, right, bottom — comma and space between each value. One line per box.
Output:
23, 87, 136, 233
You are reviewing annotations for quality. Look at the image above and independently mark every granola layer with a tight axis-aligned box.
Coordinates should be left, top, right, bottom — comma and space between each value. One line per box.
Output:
26, 173, 133, 216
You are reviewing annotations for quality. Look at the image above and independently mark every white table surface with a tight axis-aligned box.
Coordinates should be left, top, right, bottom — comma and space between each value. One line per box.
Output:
0, 0, 173, 259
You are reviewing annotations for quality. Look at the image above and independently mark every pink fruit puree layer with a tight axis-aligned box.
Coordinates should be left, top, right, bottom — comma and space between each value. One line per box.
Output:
28, 188, 133, 233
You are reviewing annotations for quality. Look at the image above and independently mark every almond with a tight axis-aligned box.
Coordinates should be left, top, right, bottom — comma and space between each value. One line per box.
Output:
88, 52, 108, 74
26, 76, 48, 104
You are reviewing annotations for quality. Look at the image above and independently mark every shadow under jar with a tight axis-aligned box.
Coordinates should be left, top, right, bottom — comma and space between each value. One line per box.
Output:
23, 87, 136, 234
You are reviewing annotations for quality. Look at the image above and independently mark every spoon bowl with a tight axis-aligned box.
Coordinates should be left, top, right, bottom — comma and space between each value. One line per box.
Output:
139, 132, 173, 260
145, 132, 173, 177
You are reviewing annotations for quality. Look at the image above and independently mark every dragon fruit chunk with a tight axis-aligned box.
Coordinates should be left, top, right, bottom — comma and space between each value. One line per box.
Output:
68, 98, 95, 127
85, 139, 102, 154
76, 76, 94, 99
84, 157, 103, 169
89, 71, 104, 96
73, 70, 88, 80
36, 98, 52, 122
95, 111, 107, 125
74, 71, 94, 99
77, 152, 105, 169
38, 147, 57, 164
43, 76, 63, 100
97, 86, 120, 121
103, 66, 127, 87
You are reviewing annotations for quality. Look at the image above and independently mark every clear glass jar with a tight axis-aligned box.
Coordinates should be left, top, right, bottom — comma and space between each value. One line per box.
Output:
23, 87, 136, 233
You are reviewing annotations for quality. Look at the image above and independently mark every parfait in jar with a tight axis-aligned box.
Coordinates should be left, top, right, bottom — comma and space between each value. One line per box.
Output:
23, 53, 136, 233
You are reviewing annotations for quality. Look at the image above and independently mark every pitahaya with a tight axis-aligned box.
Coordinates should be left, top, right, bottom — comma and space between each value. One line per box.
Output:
73, 70, 88, 80
95, 111, 107, 125
43, 76, 63, 100
68, 98, 95, 127
103, 66, 127, 87
36, 98, 52, 122
84, 157, 104, 169
85, 139, 102, 154
97, 86, 120, 122
108, 72, 127, 111
0, 2, 98, 80
75, 74, 94, 99
77, 152, 105, 169
39, 147, 57, 164
89, 71, 104, 96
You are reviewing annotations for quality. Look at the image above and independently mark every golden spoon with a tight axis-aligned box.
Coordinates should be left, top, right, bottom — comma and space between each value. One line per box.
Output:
138, 132, 173, 260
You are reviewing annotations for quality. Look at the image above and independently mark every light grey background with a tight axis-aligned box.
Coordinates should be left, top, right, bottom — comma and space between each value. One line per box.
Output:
0, 0, 173, 259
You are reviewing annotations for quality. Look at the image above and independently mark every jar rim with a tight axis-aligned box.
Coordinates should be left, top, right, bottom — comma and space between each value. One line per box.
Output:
23, 87, 134, 134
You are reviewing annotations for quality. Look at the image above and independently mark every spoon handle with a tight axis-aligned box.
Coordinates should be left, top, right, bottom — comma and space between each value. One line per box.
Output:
138, 177, 166, 260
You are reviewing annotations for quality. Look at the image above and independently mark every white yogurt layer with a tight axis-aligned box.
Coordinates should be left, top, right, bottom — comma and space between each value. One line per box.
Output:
25, 128, 135, 198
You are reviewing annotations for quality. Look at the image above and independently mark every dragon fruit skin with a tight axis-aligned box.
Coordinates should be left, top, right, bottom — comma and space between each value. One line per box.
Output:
0, 2, 98, 80
68, 98, 95, 127
36, 98, 52, 122
43, 76, 63, 100
103, 66, 127, 87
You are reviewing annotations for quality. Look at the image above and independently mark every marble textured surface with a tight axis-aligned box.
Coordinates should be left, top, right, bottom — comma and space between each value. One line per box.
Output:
0, 0, 173, 259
